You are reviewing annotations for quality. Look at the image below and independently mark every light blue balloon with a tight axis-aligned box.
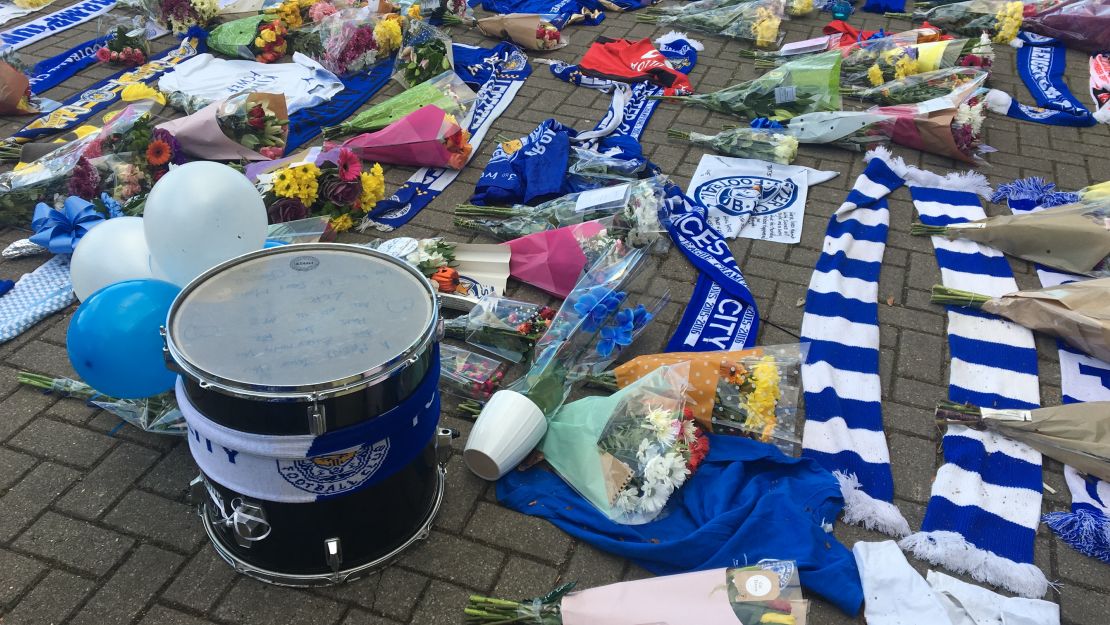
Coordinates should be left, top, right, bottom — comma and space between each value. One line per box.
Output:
67, 279, 181, 399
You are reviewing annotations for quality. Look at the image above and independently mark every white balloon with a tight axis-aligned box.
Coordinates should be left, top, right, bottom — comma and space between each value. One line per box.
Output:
144, 162, 267, 286
70, 217, 154, 301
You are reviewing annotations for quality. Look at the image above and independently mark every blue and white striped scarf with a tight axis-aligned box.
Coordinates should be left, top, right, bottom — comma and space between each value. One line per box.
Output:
994, 178, 1110, 565
800, 148, 910, 537
899, 168, 1048, 599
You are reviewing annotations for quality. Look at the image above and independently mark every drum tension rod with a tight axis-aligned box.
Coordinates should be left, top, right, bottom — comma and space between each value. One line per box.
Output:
325, 538, 343, 583
309, 398, 327, 436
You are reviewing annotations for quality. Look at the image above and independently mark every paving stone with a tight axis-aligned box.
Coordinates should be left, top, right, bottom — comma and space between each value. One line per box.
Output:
0, 388, 56, 440
104, 490, 206, 553
1059, 580, 1110, 625
8, 418, 115, 468
341, 609, 403, 625
214, 578, 345, 625
0, 445, 36, 490
889, 432, 939, 505
562, 543, 626, 590
139, 442, 198, 499
2, 569, 94, 625
464, 503, 572, 566
0, 461, 80, 541
398, 531, 504, 591
71, 545, 185, 625
372, 566, 429, 622
0, 548, 46, 607
13, 511, 134, 577
1054, 537, 1110, 589
137, 605, 222, 625
57, 441, 161, 519
408, 580, 472, 625
491, 557, 558, 600
162, 548, 239, 613
9, 340, 78, 380
433, 454, 484, 533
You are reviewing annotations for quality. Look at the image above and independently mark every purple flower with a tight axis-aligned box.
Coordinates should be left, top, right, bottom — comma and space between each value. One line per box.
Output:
152, 128, 186, 165
66, 157, 100, 200
321, 178, 360, 205
267, 197, 309, 224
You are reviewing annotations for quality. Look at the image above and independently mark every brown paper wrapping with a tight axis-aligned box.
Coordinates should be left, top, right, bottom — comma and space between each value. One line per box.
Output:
943, 204, 1110, 276
982, 277, 1110, 363
0, 62, 36, 115
985, 402, 1110, 482
476, 13, 566, 51
612, 348, 764, 431
599, 451, 634, 506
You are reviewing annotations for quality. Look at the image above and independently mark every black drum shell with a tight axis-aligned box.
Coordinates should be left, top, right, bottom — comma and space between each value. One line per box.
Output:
181, 347, 433, 436
203, 441, 439, 578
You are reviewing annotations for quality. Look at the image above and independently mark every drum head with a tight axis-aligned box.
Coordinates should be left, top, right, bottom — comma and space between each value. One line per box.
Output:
167, 244, 436, 395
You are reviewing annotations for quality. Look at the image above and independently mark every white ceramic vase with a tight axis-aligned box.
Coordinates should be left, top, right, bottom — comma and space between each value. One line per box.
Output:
463, 389, 547, 480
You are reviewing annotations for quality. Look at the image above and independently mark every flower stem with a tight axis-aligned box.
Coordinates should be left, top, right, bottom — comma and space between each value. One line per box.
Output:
930, 285, 991, 308
458, 399, 484, 417
665, 128, 692, 140
885, 11, 913, 17
455, 204, 521, 217
910, 222, 950, 236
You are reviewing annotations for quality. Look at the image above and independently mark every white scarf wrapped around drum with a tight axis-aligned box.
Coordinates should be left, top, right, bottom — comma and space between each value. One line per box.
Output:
164, 244, 449, 586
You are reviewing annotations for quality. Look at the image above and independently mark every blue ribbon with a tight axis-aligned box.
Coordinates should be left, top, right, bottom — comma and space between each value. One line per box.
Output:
30, 196, 105, 254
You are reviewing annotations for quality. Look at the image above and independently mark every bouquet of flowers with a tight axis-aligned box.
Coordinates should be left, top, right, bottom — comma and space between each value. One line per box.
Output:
636, 0, 786, 49
912, 199, 1110, 276
264, 0, 323, 30
294, 9, 404, 76
0, 61, 38, 116
640, 0, 748, 18
364, 236, 457, 275
444, 296, 556, 362
95, 26, 149, 67
838, 35, 982, 88
875, 80, 989, 164
770, 111, 894, 151
932, 278, 1110, 363
321, 70, 476, 138
445, 13, 566, 51
86, 113, 188, 202
465, 562, 809, 625
157, 92, 289, 160
650, 50, 842, 120
541, 363, 703, 524
888, 0, 1024, 46
394, 18, 453, 88
667, 126, 799, 164
158, 0, 218, 33
332, 104, 472, 169
845, 66, 990, 104
208, 15, 290, 63
440, 344, 507, 402
19, 372, 184, 435
1022, 0, 1110, 54
260, 148, 387, 232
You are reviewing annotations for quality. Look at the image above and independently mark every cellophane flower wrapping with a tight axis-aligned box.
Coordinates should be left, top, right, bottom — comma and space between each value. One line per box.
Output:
440, 344, 506, 401
475, 14, 567, 51
541, 363, 703, 524
394, 18, 454, 88
158, 0, 217, 34
839, 33, 972, 88
646, 0, 786, 48
334, 104, 472, 168
849, 66, 990, 104
208, 15, 285, 61
0, 61, 39, 115
443, 295, 554, 362
1023, 0, 1110, 53
910, 0, 1024, 45
873, 71, 989, 164
322, 69, 476, 138
96, 8, 153, 66
216, 93, 289, 158
782, 110, 895, 151
294, 9, 403, 76
669, 127, 800, 164
19, 373, 185, 435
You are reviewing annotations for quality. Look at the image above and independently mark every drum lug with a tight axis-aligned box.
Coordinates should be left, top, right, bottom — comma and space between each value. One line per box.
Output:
435, 428, 457, 466
308, 400, 327, 436
159, 326, 182, 374
188, 475, 207, 511
231, 499, 270, 548
324, 538, 343, 583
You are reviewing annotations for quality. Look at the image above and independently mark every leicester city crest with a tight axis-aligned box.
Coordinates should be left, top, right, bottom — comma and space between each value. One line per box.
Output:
278, 440, 390, 496
694, 175, 799, 218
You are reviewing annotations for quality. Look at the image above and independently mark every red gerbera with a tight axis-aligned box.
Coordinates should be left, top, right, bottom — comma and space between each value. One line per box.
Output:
146, 140, 171, 166
337, 148, 361, 182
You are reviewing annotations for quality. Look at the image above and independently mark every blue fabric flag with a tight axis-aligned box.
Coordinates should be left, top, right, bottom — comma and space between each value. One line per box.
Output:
470, 119, 576, 206
286, 58, 395, 151
497, 434, 864, 616
467, 0, 604, 28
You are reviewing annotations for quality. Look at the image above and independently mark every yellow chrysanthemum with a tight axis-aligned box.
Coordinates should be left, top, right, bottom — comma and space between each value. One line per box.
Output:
991, 2, 1023, 43
892, 55, 918, 80
273, 163, 320, 206
374, 18, 402, 53
750, 8, 781, 48
867, 63, 885, 87
274, 2, 303, 29
744, 355, 782, 442
331, 213, 355, 232
358, 163, 386, 210
407, 3, 421, 19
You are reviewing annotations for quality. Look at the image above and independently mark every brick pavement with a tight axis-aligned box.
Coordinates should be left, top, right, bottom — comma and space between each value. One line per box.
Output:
1, 2, 1109, 624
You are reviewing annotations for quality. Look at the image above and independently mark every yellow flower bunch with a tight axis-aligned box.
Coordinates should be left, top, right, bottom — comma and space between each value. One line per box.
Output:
13, 0, 51, 8
255, 27, 278, 47
273, 162, 321, 207
375, 16, 403, 52
787, 0, 813, 17
358, 163, 386, 211
892, 55, 919, 80
407, 3, 422, 19
271, 1, 303, 30
868, 63, 885, 86
744, 355, 782, 442
330, 213, 355, 233
991, 1, 1023, 44
751, 7, 781, 49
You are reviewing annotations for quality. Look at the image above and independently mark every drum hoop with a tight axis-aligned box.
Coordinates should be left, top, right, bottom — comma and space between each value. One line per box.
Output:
200, 465, 446, 587
165, 243, 439, 400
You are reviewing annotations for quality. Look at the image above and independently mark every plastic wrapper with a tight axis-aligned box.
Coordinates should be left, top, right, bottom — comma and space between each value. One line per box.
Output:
846, 66, 990, 105
651, 51, 842, 121
541, 363, 702, 524
157, 0, 218, 34
668, 126, 799, 164
157, 92, 289, 161
334, 104, 472, 169
873, 77, 989, 165
321, 70, 476, 138
266, 215, 334, 243
208, 15, 289, 62
781, 111, 895, 151
838, 35, 977, 89
1023, 0, 1110, 54
465, 561, 810, 624
443, 296, 554, 362
0, 60, 37, 115
587, 344, 807, 456
891, 0, 1024, 46
394, 19, 453, 88
472, 14, 567, 51
258, 148, 387, 233
19, 372, 184, 435
439, 344, 507, 401
637, 0, 786, 49
295, 9, 403, 76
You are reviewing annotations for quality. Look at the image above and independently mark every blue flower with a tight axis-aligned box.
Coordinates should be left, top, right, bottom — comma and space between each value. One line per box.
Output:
574, 287, 627, 332
595, 305, 647, 358
100, 193, 124, 219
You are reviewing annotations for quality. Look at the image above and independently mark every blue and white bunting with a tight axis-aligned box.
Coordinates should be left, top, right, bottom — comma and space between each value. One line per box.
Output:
800, 147, 910, 537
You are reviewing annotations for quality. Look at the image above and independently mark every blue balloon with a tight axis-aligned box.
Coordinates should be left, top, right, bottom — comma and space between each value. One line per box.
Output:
67, 279, 181, 399
263, 239, 289, 248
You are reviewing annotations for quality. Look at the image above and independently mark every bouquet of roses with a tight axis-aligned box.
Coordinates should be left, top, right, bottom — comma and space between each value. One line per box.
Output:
331, 104, 472, 169
651, 50, 842, 120
208, 15, 290, 63
294, 9, 404, 75
844, 66, 990, 104
667, 126, 800, 164
158, 0, 218, 33
440, 344, 507, 402
444, 13, 567, 51
95, 26, 149, 67
19, 372, 184, 435
636, 0, 786, 49
444, 296, 557, 362
260, 148, 387, 232
586, 344, 807, 456
157, 92, 289, 160
887, 0, 1024, 46
874, 79, 989, 164
321, 69, 476, 138
394, 18, 453, 88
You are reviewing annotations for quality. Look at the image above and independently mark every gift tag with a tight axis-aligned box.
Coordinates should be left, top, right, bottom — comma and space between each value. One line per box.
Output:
732, 570, 781, 602
774, 86, 797, 104
375, 237, 420, 259
575, 183, 630, 214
